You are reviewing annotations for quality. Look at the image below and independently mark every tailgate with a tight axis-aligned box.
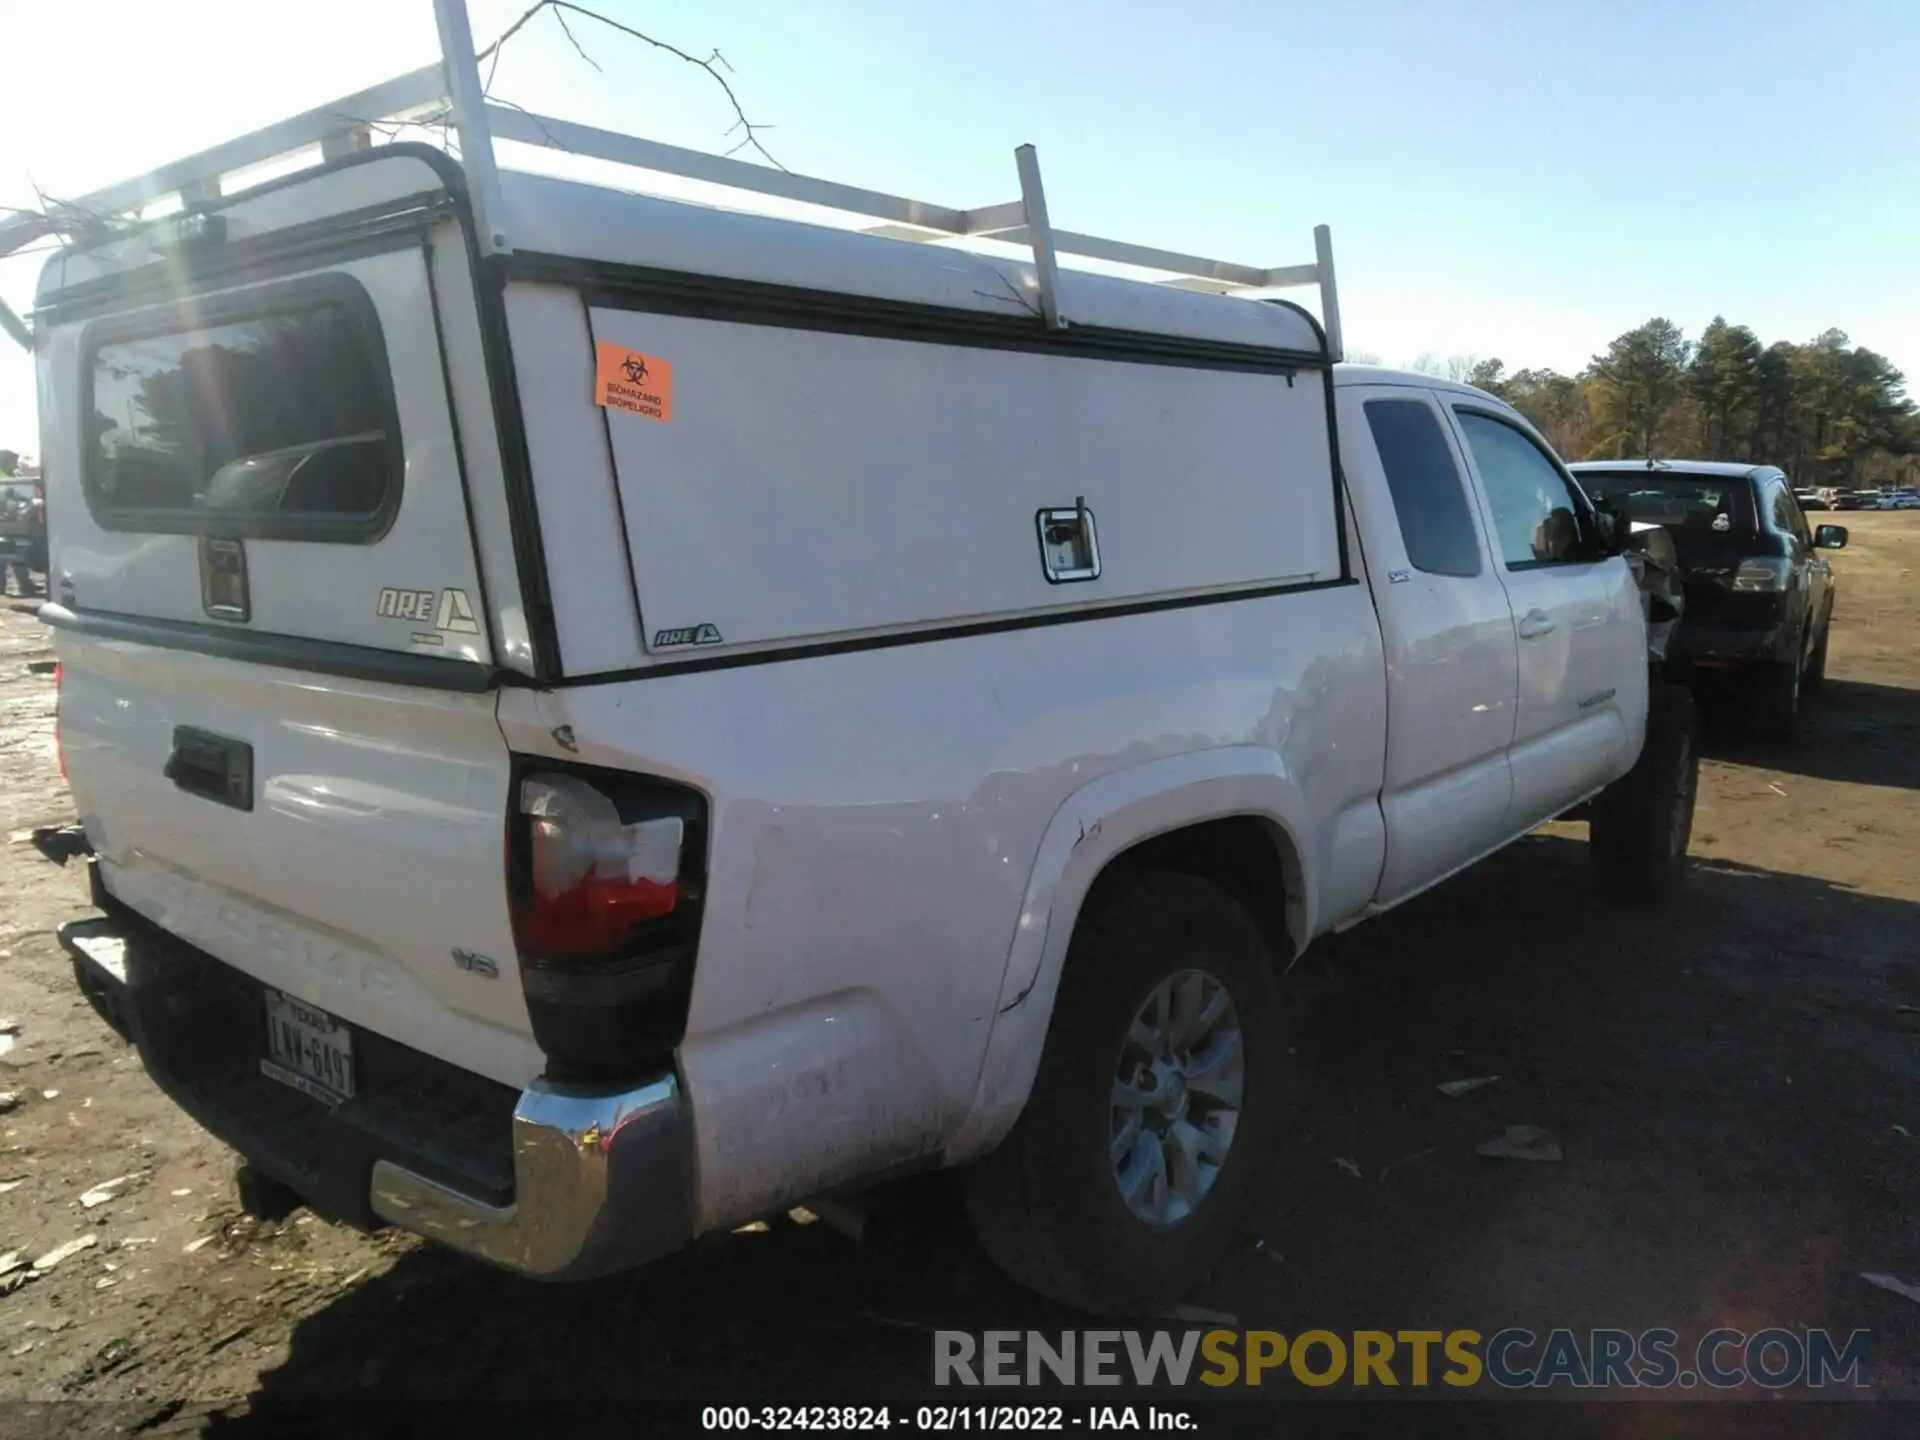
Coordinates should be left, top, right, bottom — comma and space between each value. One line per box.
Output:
56, 638, 537, 1086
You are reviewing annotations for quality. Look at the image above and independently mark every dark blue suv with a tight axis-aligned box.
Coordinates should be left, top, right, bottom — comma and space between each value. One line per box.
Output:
1569, 460, 1848, 738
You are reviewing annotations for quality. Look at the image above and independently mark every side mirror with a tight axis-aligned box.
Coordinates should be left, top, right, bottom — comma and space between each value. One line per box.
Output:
1813, 524, 1849, 550
1588, 496, 1631, 557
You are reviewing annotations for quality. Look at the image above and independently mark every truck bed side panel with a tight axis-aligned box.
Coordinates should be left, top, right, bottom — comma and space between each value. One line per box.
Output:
499, 583, 1388, 1228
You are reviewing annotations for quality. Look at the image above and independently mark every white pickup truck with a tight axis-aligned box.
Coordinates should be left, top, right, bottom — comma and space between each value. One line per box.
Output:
15, 4, 1697, 1315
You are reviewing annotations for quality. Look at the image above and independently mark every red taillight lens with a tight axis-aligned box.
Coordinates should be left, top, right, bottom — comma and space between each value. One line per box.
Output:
513, 772, 686, 960
53, 661, 66, 781
519, 869, 679, 957
506, 765, 708, 1074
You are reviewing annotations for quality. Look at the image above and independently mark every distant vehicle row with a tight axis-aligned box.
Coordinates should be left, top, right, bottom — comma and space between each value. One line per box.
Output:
1796, 486, 1919, 512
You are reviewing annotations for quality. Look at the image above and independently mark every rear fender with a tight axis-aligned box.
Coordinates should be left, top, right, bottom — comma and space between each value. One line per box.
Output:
944, 746, 1314, 1162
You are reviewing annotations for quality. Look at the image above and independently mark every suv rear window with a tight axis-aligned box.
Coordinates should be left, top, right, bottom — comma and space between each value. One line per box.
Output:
83, 275, 400, 541
1573, 470, 1755, 547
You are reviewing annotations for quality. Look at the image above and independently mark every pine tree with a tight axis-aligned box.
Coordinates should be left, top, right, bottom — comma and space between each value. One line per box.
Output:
1587, 319, 1693, 458
1688, 317, 1763, 459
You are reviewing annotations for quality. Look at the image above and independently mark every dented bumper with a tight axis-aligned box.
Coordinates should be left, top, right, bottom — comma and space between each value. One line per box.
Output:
368, 1071, 692, 1281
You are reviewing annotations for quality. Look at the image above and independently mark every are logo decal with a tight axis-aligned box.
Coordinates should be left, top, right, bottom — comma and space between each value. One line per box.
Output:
377, 587, 437, 622
378, 587, 482, 635
653, 623, 724, 649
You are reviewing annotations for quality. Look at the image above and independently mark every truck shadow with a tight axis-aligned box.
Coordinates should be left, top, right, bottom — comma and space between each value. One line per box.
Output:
1700, 678, 1920, 791
216, 834, 1920, 1422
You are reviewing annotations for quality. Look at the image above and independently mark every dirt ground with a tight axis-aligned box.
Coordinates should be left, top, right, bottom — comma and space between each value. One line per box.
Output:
0, 519, 1916, 1433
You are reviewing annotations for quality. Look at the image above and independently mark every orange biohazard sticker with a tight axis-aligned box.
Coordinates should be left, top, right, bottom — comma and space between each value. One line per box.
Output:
594, 341, 673, 422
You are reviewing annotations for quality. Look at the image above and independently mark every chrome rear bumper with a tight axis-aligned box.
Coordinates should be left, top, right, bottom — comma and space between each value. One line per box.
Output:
370, 1071, 694, 1281
55, 889, 695, 1285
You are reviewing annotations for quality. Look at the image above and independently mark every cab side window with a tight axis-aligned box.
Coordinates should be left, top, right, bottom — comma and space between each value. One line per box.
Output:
1453, 409, 1589, 569
1363, 398, 1484, 577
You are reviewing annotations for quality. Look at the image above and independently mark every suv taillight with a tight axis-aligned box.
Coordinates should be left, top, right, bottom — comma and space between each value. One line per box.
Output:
507, 765, 708, 1077
1731, 557, 1793, 593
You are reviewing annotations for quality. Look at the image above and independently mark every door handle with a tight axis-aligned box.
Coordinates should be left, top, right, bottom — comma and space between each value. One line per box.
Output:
165, 727, 255, 812
1517, 609, 1556, 640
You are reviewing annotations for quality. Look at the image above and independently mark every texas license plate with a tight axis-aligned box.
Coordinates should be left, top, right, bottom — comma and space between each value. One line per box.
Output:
261, 989, 356, 1104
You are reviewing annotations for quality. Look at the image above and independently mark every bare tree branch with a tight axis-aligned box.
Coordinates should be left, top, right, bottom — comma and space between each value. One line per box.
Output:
478, 0, 786, 171
551, 7, 602, 73
25, 180, 122, 247
487, 97, 575, 154
477, 0, 553, 67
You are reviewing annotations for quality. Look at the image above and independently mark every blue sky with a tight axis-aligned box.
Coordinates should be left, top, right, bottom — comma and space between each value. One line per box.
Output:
2, 0, 1914, 455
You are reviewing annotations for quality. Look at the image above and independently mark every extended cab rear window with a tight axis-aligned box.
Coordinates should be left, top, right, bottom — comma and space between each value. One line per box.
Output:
1363, 398, 1483, 577
82, 275, 401, 542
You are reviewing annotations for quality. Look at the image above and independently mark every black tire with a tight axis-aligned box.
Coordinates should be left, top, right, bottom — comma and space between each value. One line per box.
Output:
1755, 650, 1803, 741
963, 870, 1287, 1315
1591, 679, 1699, 905
1804, 624, 1830, 695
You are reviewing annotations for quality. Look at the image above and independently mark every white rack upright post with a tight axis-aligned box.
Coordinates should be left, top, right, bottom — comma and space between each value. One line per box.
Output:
1313, 224, 1344, 362
1012, 145, 1066, 332
432, 0, 511, 255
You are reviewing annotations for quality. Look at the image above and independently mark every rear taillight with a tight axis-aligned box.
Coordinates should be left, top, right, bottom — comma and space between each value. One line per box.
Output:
1731, 557, 1793, 593
53, 661, 66, 781
507, 765, 708, 1077
517, 773, 684, 957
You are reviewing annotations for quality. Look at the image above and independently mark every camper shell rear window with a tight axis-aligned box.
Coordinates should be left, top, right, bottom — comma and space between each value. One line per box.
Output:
81, 274, 402, 542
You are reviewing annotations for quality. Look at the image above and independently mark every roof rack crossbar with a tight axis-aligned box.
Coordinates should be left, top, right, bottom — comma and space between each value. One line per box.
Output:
0, 62, 447, 261
482, 103, 982, 235
484, 98, 1339, 346
0, 0, 1344, 359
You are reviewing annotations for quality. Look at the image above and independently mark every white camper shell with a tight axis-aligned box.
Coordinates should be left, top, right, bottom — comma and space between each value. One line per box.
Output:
17, 1, 1690, 1314
19, 77, 1347, 685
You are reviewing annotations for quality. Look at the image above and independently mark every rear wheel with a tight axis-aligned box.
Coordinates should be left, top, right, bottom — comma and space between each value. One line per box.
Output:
1591, 679, 1699, 905
964, 870, 1286, 1314
1804, 624, 1830, 694
1756, 650, 1803, 741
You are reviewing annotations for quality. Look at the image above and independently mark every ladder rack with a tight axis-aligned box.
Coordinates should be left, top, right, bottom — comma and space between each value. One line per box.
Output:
0, 0, 1342, 359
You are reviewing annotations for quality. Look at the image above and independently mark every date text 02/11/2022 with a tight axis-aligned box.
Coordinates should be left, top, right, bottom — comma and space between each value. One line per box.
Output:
700, 1407, 1195, 1431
